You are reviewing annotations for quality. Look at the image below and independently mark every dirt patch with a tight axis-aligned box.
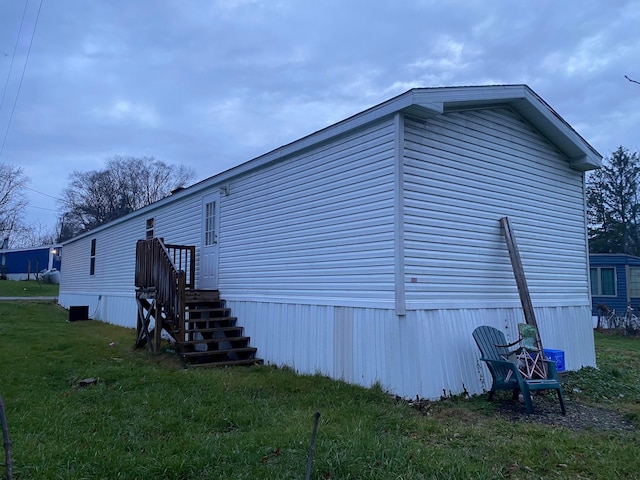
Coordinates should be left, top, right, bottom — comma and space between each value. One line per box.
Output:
399, 393, 636, 431
491, 394, 635, 431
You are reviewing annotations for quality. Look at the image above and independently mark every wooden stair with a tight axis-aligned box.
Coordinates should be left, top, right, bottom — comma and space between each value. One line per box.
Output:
175, 289, 262, 367
134, 238, 261, 368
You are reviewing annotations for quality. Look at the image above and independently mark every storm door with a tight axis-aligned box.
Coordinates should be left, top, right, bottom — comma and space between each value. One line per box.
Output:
200, 192, 220, 289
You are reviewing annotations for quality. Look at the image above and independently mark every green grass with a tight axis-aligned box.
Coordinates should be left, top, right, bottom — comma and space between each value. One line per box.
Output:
0, 279, 59, 297
0, 303, 639, 479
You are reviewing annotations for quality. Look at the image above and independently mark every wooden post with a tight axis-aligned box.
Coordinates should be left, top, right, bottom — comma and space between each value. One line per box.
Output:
153, 299, 162, 354
35, 259, 41, 287
500, 217, 538, 328
500, 217, 546, 360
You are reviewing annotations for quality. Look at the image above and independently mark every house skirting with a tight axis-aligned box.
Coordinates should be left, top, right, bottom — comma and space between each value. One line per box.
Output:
58, 292, 595, 400
227, 300, 595, 400
58, 292, 136, 328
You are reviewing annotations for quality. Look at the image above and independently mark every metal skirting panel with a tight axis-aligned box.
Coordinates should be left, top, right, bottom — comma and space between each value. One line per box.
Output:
58, 292, 137, 329
229, 300, 595, 400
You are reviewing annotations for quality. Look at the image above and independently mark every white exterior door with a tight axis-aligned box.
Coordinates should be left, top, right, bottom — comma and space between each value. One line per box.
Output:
200, 192, 220, 289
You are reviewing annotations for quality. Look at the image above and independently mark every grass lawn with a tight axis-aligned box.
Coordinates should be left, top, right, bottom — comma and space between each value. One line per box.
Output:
0, 302, 639, 479
0, 279, 59, 297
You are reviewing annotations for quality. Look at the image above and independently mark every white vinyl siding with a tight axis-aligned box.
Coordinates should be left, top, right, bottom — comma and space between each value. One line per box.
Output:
219, 119, 397, 306
403, 108, 589, 309
60, 193, 202, 297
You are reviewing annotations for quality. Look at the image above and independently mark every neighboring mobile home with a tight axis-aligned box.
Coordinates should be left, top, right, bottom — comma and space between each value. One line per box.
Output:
59, 85, 601, 400
0, 244, 61, 281
589, 253, 640, 317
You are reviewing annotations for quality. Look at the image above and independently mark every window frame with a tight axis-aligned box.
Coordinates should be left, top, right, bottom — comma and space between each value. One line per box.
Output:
145, 217, 155, 240
90, 238, 96, 276
590, 266, 616, 297
204, 200, 217, 246
629, 266, 640, 298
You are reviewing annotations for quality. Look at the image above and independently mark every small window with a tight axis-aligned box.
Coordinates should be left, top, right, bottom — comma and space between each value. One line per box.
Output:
204, 201, 216, 246
90, 239, 96, 276
590, 267, 616, 296
629, 267, 640, 298
146, 218, 154, 239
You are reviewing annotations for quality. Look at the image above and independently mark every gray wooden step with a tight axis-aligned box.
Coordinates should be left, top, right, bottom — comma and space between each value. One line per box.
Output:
185, 307, 232, 318
184, 289, 220, 303
179, 336, 250, 347
181, 346, 257, 357
184, 324, 241, 334
185, 317, 240, 330
187, 358, 264, 368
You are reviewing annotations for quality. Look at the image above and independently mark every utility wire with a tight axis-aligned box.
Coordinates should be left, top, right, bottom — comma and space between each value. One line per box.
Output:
24, 184, 63, 201
26, 205, 58, 212
0, 0, 45, 158
0, 0, 29, 115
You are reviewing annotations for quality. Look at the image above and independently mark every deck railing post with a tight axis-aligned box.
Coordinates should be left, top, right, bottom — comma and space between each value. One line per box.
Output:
134, 238, 196, 349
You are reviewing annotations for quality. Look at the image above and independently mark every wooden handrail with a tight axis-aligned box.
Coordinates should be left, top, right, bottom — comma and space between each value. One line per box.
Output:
164, 244, 196, 289
135, 238, 194, 340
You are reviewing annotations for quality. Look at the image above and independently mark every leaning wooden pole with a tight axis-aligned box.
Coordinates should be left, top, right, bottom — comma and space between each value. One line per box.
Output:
500, 217, 538, 329
500, 217, 548, 356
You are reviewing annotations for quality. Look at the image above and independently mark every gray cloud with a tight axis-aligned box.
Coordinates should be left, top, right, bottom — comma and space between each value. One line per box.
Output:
0, 0, 639, 232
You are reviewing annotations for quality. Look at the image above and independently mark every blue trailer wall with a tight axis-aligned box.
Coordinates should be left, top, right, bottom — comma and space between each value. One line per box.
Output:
0, 245, 61, 279
590, 254, 640, 317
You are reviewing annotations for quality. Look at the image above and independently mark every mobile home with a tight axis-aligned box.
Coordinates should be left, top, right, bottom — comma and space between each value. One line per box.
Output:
0, 244, 61, 281
59, 85, 601, 399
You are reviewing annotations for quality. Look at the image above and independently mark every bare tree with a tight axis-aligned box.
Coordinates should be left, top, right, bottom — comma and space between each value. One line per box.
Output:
108, 156, 194, 211
11, 220, 57, 248
0, 162, 29, 247
58, 156, 194, 240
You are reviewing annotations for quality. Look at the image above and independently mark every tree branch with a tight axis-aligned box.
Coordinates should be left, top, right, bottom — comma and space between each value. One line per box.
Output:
625, 75, 640, 85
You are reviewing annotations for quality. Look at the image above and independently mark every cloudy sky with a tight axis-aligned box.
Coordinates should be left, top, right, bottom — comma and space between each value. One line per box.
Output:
1, 0, 639, 235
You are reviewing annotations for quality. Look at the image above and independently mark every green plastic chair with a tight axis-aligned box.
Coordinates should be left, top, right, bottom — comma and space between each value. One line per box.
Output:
472, 325, 566, 415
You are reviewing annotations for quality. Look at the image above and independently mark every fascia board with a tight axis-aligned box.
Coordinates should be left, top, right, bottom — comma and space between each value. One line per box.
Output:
414, 85, 602, 171
63, 92, 423, 245
520, 89, 601, 171
63, 85, 601, 245
173, 91, 443, 198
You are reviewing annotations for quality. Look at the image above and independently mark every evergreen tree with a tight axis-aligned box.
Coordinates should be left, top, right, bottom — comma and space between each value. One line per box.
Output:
587, 146, 640, 255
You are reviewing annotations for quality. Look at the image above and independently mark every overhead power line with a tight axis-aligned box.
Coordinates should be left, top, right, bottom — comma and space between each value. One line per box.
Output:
0, 0, 45, 158
24, 184, 63, 201
26, 205, 58, 212
0, 0, 29, 115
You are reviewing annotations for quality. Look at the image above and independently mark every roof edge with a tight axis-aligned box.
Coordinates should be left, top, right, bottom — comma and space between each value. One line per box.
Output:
63, 85, 602, 244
